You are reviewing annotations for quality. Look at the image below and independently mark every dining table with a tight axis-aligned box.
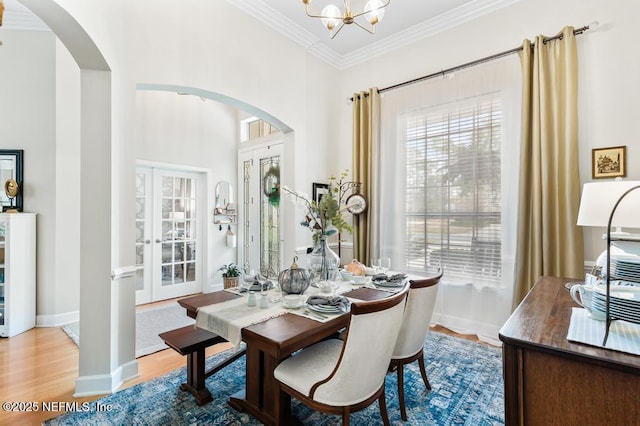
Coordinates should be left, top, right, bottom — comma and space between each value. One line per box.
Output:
177, 278, 403, 426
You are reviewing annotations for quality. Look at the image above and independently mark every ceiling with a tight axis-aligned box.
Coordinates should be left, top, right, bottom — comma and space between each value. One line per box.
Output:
1, 0, 520, 69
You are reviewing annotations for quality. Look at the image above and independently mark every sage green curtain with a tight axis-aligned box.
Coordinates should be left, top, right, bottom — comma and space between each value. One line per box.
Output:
513, 26, 584, 307
352, 88, 380, 265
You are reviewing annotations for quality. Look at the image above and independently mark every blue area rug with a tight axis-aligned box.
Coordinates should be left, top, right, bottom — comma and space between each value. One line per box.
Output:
45, 332, 504, 425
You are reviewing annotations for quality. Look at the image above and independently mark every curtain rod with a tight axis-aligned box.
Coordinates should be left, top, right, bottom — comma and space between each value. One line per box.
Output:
350, 23, 595, 101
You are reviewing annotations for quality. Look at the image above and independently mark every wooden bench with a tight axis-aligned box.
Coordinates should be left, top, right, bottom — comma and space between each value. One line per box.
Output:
159, 325, 244, 405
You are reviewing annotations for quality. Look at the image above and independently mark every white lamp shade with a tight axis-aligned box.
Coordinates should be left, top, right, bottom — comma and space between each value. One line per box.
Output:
577, 181, 640, 228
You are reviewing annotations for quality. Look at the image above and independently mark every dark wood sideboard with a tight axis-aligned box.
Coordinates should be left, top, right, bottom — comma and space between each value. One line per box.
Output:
499, 276, 640, 425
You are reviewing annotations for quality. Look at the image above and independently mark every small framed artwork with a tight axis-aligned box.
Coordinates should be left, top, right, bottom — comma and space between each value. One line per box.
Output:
592, 145, 626, 179
0, 149, 24, 212
312, 183, 329, 204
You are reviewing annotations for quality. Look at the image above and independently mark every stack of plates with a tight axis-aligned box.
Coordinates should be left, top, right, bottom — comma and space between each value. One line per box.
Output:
592, 283, 640, 323
373, 280, 404, 288
611, 256, 640, 282
307, 304, 342, 314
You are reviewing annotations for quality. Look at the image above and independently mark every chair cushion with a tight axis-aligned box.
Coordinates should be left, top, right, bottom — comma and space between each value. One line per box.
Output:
274, 339, 343, 397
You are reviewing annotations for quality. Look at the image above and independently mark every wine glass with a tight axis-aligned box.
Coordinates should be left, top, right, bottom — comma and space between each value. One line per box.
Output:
372, 258, 382, 274
328, 280, 340, 297
380, 257, 391, 274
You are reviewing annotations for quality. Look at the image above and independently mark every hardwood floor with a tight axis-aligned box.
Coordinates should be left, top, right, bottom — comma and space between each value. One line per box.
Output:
0, 305, 481, 425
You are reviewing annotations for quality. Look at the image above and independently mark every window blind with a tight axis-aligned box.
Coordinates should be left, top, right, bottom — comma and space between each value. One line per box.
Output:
404, 94, 502, 286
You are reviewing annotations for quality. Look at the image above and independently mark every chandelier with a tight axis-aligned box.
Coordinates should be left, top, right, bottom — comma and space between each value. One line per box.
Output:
302, 0, 390, 39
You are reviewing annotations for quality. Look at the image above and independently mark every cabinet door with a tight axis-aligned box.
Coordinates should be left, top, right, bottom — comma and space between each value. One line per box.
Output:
0, 213, 36, 337
0, 220, 5, 326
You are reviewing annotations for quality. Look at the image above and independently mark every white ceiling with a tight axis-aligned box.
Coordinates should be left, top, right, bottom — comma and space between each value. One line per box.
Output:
225, 0, 520, 68
1, 0, 520, 69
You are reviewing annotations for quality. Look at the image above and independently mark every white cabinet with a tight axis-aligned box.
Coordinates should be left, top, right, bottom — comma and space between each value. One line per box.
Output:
0, 213, 36, 337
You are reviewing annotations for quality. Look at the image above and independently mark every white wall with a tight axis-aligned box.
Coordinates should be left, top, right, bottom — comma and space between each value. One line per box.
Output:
337, 0, 640, 265
0, 30, 59, 320
54, 38, 81, 319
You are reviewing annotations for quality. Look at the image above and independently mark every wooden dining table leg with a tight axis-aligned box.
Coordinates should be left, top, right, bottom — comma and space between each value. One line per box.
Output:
245, 345, 261, 407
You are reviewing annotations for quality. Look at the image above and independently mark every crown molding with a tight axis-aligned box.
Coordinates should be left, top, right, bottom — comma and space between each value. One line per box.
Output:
227, 0, 521, 70
226, 0, 317, 49
338, 0, 522, 69
1, 10, 50, 31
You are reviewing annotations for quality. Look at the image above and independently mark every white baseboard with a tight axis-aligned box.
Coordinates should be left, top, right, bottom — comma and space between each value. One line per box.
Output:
73, 360, 139, 397
36, 310, 79, 327
206, 282, 224, 293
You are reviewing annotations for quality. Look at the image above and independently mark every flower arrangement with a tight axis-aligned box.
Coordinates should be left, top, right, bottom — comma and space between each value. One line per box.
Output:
280, 170, 353, 245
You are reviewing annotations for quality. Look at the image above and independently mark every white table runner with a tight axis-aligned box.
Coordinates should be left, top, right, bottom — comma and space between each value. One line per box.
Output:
196, 281, 361, 346
566, 307, 640, 356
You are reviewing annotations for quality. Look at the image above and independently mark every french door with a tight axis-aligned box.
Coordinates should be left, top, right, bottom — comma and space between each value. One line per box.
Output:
238, 144, 283, 279
135, 166, 203, 304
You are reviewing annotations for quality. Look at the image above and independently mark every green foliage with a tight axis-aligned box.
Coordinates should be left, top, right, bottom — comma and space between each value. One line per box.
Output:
219, 263, 240, 277
280, 169, 353, 246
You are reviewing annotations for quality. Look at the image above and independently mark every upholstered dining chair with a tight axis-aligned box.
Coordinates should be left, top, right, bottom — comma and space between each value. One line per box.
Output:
389, 269, 443, 421
273, 285, 409, 426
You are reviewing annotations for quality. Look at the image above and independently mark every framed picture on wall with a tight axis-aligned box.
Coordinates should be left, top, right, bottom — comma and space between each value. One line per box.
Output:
592, 145, 626, 179
0, 149, 24, 212
312, 183, 329, 204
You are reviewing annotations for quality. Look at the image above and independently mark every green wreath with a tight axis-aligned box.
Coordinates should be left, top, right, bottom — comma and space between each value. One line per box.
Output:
263, 165, 280, 207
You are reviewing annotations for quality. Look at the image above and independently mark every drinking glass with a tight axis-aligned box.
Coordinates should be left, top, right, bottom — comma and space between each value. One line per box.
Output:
380, 257, 391, 274
328, 280, 340, 297
372, 258, 382, 273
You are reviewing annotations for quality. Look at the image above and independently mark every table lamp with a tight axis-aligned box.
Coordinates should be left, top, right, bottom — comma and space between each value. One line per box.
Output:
577, 180, 640, 345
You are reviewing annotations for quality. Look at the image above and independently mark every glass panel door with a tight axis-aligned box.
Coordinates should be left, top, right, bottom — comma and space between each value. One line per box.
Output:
259, 156, 281, 278
159, 175, 196, 285
239, 144, 283, 279
136, 166, 203, 304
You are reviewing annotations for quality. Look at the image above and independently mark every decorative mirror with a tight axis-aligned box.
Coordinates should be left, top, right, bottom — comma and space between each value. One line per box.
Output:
215, 181, 233, 211
0, 150, 24, 212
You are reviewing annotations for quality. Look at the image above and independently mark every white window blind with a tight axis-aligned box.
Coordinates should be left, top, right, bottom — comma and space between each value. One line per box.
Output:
404, 94, 502, 286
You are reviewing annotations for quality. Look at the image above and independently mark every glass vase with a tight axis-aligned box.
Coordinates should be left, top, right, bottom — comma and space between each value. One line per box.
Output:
307, 236, 340, 286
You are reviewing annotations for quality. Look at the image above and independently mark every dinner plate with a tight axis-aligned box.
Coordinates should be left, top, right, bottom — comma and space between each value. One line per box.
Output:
591, 300, 640, 322
591, 296, 640, 313
308, 304, 342, 314
373, 280, 404, 288
593, 285, 640, 301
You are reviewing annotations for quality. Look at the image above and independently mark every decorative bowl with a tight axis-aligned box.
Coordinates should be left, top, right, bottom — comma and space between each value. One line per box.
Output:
339, 270, 353, 281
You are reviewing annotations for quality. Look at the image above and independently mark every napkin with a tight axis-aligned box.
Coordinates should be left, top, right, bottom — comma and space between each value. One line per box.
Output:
243, 274, 259, 283
372, 273, 407, 284
238, 280, 274, 293
306, 295, 350, 312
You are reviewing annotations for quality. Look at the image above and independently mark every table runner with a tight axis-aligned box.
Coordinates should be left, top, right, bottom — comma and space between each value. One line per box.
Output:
196, 281, 354, 346
195, 277, 410, 346
566, 307, 640, 355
